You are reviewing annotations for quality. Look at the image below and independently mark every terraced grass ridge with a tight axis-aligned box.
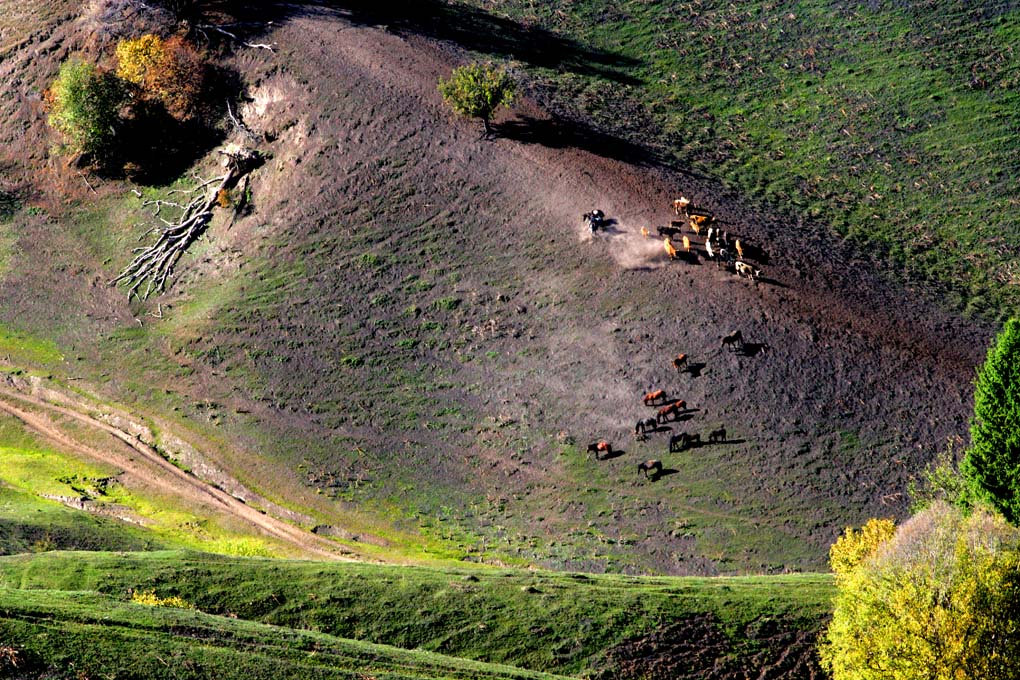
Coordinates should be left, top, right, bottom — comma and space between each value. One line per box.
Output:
0, 550, 833, 679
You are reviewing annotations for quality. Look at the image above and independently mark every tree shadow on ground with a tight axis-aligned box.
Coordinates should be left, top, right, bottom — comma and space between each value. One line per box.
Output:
497, 114, 657, 169
219, 0, 641, 85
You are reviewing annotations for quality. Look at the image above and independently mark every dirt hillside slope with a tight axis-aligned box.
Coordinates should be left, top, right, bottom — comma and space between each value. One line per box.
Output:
0, 1, 994, 574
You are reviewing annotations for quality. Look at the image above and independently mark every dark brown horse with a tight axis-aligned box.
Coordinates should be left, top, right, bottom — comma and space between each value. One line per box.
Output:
709, 427, 726, 443
721, 330, 744, 352
587, 440, 613, 459
634, 417, 658, 437
638, 459, 663, 479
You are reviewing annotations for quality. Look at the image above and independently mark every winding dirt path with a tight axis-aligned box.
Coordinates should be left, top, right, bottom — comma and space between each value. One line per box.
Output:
0, 383, 351, 560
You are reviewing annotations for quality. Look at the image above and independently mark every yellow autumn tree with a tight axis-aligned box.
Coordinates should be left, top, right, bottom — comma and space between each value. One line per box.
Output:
828, 517, 896, 579
115, 34, 204, 120
820, 502, 1020, 680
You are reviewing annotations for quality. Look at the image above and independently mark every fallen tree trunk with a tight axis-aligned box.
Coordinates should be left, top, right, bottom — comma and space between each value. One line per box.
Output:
112, 147, 260, 299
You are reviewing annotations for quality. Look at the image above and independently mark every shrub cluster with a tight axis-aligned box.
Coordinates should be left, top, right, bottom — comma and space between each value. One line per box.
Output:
821, 504, 1020, 680
45, 32, 207, 169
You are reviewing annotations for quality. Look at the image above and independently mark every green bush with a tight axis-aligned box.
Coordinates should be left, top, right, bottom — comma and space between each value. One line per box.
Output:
962, 318, 1020, 524
45, 58, 124, 160
438, 62, 516, 135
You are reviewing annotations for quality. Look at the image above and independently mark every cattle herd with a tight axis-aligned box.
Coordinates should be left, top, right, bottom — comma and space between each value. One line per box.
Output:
584, 195, 770, 481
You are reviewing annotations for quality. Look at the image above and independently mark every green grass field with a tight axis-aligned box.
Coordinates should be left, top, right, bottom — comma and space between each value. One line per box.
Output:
0, 550, 833, 678
0, 587, 574, 680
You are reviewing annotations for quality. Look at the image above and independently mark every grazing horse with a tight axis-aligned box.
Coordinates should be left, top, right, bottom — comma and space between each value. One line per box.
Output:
638, 459, 663, 479
721, 330, 744, 352
672, 353, 689, 373
644, 389, 666, 405
634, 417, 658, 437
587, 440, 613, 459
734, 239, 744, 260
682, 235, 691, 252
709, 427, 726, 443
657, 400, 686, 423
670, 431, 701, 452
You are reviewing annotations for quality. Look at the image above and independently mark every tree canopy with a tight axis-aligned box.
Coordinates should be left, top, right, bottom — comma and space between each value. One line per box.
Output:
115, 33, 205, 121
45, 59, 125, 159
438, 62, 516, 135
820, 503, 1020, 680
962, 318, 1020, 524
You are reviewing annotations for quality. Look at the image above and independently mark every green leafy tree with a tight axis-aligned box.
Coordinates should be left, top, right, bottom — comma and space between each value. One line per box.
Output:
438, 62, 516, 136
819, 502, 1020, 680
45, 58, 124, 160
962, 317, 1020, 524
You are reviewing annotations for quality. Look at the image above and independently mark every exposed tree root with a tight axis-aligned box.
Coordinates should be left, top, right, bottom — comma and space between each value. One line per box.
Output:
112, 147, 260, 299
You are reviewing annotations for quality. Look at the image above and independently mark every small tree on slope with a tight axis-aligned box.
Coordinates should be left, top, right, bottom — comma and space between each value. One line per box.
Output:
963, 317, 1020, 524
46, 58, 124, 161
438, 62, 516, 136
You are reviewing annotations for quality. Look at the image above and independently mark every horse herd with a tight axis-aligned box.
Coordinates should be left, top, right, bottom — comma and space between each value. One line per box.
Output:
588, 337, 746, 482
666, 197, 766, 280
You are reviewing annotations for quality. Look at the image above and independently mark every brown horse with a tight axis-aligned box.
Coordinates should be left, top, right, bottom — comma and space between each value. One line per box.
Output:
644, 389, 666, 405
721, 330, 744, 352
672, 353, 689, 373
709, 427, 726, 443
657, 400, 686, 423
638, 459, 663, 479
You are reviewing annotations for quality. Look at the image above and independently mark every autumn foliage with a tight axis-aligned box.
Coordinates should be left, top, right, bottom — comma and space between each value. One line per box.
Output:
115, 34, 204, 120
828, 517, 896, 579
820, 503, 1020, 680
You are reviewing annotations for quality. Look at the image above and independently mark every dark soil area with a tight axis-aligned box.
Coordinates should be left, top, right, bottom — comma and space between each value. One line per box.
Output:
593, 613, 824, 680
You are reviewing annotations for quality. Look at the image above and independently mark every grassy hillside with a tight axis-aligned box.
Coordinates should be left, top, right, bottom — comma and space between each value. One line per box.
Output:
452, 0, 1020, 318
0, 588, 573, 680
0, 550, 833, 678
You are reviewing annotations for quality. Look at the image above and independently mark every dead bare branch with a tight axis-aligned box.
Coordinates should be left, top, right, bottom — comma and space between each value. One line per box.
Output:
197, 23, 276, 51
112, 147, 261, 299
226, 99, 259, 143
